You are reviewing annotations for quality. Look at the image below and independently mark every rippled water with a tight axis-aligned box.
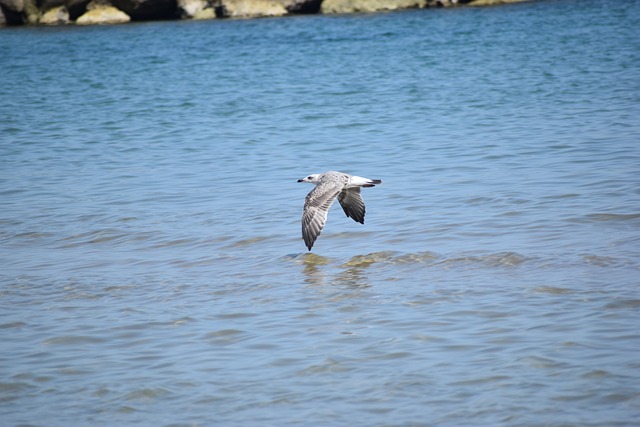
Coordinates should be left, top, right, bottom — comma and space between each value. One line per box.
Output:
2, 1, 640, 425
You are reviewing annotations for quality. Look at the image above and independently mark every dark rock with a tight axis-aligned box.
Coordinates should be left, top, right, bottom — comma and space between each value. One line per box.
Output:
425, 0, 462, 6
282, 0, 320, 14
0, 0, 25, 13
0, 6, 22, 24
0, 0, 25, 23
37, 0, 64, 11
467, 0, 528, 5
66, 0, 92, 19
111, 0, 177, 20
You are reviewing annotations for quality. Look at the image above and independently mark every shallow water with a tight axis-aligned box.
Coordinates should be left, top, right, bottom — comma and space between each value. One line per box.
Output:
1, 1, 640, 425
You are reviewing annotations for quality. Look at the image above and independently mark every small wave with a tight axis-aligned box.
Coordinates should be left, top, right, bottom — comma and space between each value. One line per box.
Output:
570, 213, 640, 223
123, 387, 171, 401
437, 252, 529, 268
205, 329, 251, 345
224, 236, 274, 248
392, 251, 441, 264
341, 251, 397, 268
589, 213, 640, 221
287, 250, 639, 275
149, 237, 199, 249
14, 231, 56, 239
43, 335, 107, 345
283, 253, 333, 266
532, 286, 573, 295
605, 299, 640, 310
0, 321, 27, 329
286, 250, 533, 271
57, 228, 129, 247
582, 254, 620, 267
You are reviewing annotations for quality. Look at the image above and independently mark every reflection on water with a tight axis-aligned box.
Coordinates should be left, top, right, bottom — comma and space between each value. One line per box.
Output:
294, 252, 375, 289
333, 267, 370, 288
297, 253, 332, 286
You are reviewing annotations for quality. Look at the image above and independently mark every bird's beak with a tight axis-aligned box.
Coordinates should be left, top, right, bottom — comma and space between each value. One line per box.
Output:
297, 179, 303, 182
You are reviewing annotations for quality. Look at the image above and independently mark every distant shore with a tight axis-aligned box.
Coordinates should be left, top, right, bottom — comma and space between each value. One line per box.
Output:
1, 0, 530, 27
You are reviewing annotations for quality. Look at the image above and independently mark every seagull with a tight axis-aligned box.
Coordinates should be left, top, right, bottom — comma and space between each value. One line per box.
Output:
297, 171, 382, 251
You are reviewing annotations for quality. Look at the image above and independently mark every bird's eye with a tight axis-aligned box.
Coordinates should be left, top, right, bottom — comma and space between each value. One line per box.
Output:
308, 176, 312, 179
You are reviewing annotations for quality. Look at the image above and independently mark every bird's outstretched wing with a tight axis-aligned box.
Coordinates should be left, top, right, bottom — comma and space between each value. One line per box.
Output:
338, 187, 366, 224
302, 181, 342, 250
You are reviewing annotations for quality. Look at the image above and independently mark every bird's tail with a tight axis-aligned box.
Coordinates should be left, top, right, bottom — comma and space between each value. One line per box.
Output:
350, 176, 382, 188
361, 179, 382, 188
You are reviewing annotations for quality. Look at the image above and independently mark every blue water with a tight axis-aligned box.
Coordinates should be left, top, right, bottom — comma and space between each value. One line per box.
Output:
1, 1, 640, 425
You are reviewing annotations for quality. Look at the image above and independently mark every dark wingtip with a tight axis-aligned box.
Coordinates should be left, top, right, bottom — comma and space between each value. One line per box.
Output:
304, 236, 314, 251
363, 179, 382, 187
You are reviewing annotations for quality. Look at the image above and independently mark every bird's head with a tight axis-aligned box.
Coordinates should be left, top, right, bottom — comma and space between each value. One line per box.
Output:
297, 174, 321, 184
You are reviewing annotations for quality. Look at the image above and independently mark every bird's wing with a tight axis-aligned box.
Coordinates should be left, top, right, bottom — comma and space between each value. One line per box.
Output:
338, 187, 366, 224
302, 181, 342, 250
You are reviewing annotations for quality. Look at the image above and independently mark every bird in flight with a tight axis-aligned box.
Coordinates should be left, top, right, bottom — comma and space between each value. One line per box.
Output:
297, 171, 382, 251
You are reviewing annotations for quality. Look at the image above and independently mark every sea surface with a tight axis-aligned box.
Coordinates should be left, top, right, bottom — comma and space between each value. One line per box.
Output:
1, 1, 640, 425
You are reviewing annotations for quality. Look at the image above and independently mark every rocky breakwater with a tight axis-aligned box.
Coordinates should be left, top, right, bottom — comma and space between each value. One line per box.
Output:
0, 0, 528, 26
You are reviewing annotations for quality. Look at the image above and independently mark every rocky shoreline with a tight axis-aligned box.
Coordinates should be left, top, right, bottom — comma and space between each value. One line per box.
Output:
1, 0, 529, 26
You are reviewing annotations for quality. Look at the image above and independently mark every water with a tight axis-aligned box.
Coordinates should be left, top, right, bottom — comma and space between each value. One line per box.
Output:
1, 1, 640, 425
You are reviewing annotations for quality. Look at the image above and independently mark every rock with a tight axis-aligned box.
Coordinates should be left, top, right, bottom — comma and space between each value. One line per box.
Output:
177, 0, 205, 18
65, 0, 92, 20
40, 4, 69, 23
0, 0, 40, 23
217, 0, 287, 18
110, 0, 177, 20
0, 0, 24, 24
38, 0, 66, 12
76, 4, 130, 23
24, 0, 40, 22
192, 6, 213, 18
0, 0, 25, 13
280, 0, 321, 14
467, 0, 528, 5
321, 0, 427, 14
425, 0, 459, 5
0, 0, 530, 26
